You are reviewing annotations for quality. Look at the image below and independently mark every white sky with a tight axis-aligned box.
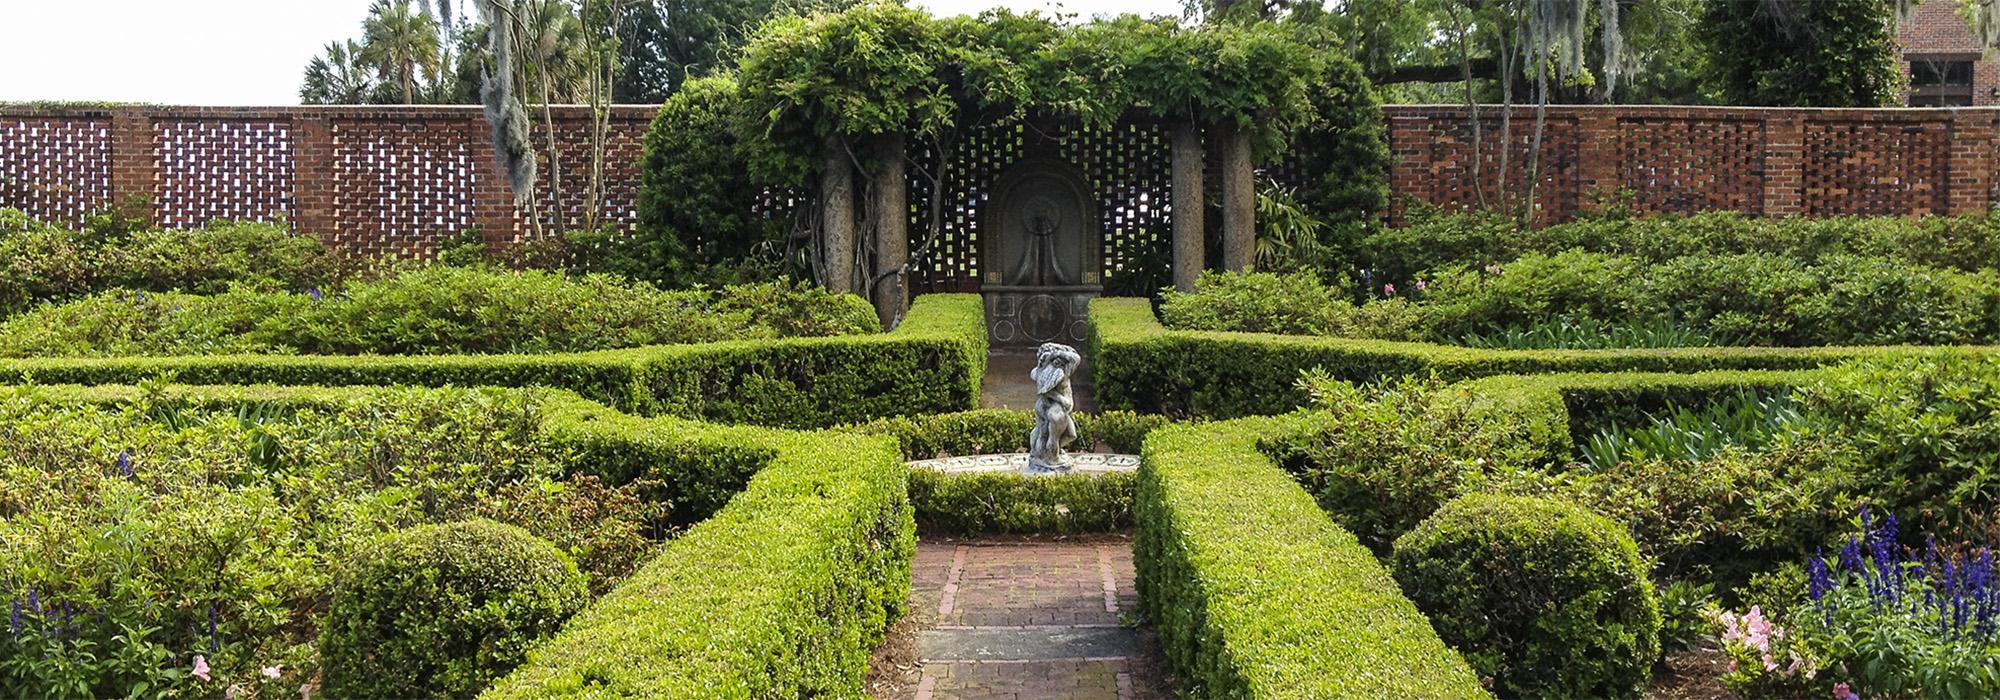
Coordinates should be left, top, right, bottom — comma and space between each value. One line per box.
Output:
0, 0, 1185, 106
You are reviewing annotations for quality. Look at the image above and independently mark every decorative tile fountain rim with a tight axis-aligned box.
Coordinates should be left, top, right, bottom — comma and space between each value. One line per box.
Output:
907, 452, 1139, 475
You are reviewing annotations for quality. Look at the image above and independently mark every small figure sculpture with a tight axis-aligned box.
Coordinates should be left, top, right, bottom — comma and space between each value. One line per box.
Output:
1026, 342, 1081, 473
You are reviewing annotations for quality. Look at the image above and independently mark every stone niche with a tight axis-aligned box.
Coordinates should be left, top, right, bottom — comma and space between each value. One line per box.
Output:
981, 154, 1102, 347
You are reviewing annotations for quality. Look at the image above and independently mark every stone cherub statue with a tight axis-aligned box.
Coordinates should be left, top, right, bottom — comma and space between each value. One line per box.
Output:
1026, 342, 1082, 473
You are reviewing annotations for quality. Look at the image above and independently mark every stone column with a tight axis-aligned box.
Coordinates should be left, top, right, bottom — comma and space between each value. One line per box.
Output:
820, 134, 857, 294
1218, 123, 1255, 271
872, 133, 908, 326
1170, 122, 1206, 292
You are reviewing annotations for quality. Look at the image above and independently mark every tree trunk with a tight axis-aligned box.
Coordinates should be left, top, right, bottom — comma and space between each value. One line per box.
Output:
820, 135, 857, 294
1218, 124, 1255, 272
1170, 122, 1206, 292
871, 133, 908, 327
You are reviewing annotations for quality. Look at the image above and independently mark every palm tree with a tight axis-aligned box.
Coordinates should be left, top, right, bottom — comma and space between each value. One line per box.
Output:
300, 40, 377, 104
361, 0, 444, 103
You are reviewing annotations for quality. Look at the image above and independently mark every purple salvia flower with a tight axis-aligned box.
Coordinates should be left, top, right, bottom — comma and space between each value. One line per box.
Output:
116, 450, 133, 477
307, 287, 323, 302
9, 597, 19, 635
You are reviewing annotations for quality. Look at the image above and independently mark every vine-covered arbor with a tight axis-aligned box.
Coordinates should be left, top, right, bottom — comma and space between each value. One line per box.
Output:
641, 3, 1387, 337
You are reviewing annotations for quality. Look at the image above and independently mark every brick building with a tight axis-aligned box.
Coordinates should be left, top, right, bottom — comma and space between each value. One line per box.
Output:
1898, 0, 2000, 106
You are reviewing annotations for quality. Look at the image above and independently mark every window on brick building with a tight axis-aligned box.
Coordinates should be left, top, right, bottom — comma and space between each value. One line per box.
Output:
1909, 57, 1976, 106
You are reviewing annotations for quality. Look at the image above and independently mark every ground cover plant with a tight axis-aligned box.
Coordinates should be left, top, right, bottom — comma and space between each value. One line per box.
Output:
0, 266, 878, 358
0, 385, 669, 698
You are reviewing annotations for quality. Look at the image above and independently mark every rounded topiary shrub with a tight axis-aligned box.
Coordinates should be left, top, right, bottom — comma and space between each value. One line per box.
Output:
320, 519, 589, 699
1391, 494, 1661, 699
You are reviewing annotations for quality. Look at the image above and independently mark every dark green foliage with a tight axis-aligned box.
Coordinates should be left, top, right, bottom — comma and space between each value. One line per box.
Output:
1655, 580, 1717, 657
0, 293, 987, 429
1160, 270, 1352, 336
0, 267, 880, 357
0, 214, 347, 317
1578, 391, 1824, 470
908, 469, 1134, 535
320, 520, 589, 699
1420, 251, 1649, 340
1392, 494, 1661, 699
1287, 43, 1389, 232
1459, 315, 1726, 350
621, 76, 792, 288
1136, 415, 1491, 698
1697, 0, 1903, 107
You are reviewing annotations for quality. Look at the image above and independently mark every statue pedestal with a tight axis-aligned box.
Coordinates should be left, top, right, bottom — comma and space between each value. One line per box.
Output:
984, 285, 1099, 347
908, 453, 1138, 477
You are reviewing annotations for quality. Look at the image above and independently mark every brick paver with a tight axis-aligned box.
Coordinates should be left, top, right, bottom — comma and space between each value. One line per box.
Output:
872, 536, 1175, 700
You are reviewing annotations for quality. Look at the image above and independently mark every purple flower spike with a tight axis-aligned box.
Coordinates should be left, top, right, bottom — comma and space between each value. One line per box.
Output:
115, 450, 133, 477
9, 597, 19, 635
307, 287, 324, 302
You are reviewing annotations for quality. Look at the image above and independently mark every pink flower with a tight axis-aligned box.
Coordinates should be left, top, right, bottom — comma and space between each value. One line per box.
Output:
192, 655, 211, 682
1383, 283, 1397, 296
262, 665, 283, 679
1762, 652, 1778, 672
1833, 682, 1858, 700
1414, 279, 1427, 292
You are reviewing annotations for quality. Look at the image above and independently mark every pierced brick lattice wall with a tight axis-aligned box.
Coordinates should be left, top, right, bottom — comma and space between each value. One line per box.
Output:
4, 104, 1999, 265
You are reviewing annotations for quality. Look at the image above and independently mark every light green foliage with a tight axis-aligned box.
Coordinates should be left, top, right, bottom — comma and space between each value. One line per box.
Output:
0, 267, 880, 357
1136, 415, 1491, 698
0, 293, 986, 429
1161, 270, 1353, 336
321, 520, 589, 699
1392, 494, 1661, 699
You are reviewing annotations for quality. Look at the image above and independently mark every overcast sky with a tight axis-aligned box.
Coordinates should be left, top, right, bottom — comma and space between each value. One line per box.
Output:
0, 0, 1186, 106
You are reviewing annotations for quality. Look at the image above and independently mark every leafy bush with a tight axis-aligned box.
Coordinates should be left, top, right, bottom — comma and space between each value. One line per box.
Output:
0, 267, 881, 357
1264, 375, 1537, 553
1578, 391, 1825, 471
320, 519, 589, 699
1458, 314, 1724, 350
1419, 251, 1649, 340
0, 217, 347, 317
1137, 415, 1490, 698
1160, 270, 1352, 336
1392, 494, 1661, 699
908, 469, 1134, 535
0, 386, 667, 697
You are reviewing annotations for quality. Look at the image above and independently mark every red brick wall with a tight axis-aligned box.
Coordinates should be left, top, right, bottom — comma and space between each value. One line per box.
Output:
0, 105, 652, 257
5, 104, 2000, 251
1897, 0, 2000, 106
1386, 105, 2000, 224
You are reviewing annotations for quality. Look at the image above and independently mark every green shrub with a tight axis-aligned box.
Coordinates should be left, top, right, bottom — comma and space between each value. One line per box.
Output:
321, 519, 589, 699
908, 469, 1134, 535
1137, 415, 1490, 698
1160, 270, 1352, 336
1263, 375, 1538, 553
0, 267, 882, 358
1419, 251, 1649, 340
1391, 494, 1661, 699
0, 218, 346, 317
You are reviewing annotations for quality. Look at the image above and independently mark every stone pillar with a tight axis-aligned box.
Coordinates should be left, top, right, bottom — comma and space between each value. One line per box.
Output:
820, 134, 857, 294
1761, 110, 1804, 218
872, 133, 908, 327
1218, 123, 1255, 271
1170, 122, 1205, 292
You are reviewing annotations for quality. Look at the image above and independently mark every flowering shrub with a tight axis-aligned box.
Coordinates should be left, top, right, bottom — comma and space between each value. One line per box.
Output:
1716, 508, 2000, 699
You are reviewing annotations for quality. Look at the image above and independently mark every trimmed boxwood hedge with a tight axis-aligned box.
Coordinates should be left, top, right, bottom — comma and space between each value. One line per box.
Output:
19, 383, 915, 698
1136, 414, 1491, 699
844, 409, 1169, 535
0, 293, 987, 429
1090, 296, 1997, 419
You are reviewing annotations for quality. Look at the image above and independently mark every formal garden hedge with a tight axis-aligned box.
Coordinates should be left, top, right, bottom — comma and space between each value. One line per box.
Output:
1259, 355, 2000, 697
1087, 296, 1963, 418
0, 382, 913, 698
1134, 414, 1490, 698
0, 291, 986, 429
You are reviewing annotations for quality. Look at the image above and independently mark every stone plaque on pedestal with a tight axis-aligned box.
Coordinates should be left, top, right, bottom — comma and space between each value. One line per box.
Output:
982, 154, 1100, 347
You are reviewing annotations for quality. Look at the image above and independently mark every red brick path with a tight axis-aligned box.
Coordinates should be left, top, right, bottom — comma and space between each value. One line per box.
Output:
870, 536, 1175, 700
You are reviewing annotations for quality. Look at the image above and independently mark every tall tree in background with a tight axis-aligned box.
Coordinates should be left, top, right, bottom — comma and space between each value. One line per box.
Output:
361, 0, 447, 104
1697, 0, 1904, 107
613, 0, 856, 103
300, 40, 378, 104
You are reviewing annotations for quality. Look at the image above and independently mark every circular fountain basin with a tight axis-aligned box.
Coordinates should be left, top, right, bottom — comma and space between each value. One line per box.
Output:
906, 452, 1139, 476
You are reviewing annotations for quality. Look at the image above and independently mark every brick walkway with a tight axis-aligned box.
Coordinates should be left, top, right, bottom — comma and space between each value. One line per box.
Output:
868, 536, 1175, 699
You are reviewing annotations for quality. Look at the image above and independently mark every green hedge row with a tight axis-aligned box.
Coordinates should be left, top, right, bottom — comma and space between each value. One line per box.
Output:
0, 293, 987, 429
1454, 369, 1822, 464
23, 383, 915, 697
1091, 297, 1993, 418
843, 409, 1168, 535
1135, 414, 1490, 698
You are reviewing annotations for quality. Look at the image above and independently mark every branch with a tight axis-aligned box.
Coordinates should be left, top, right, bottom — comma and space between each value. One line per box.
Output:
1375, 57, 1500, 84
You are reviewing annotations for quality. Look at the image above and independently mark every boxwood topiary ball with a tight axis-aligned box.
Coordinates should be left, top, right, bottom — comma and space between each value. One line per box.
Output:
320, 518, 589, 699
1391, 494, 1661, 699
